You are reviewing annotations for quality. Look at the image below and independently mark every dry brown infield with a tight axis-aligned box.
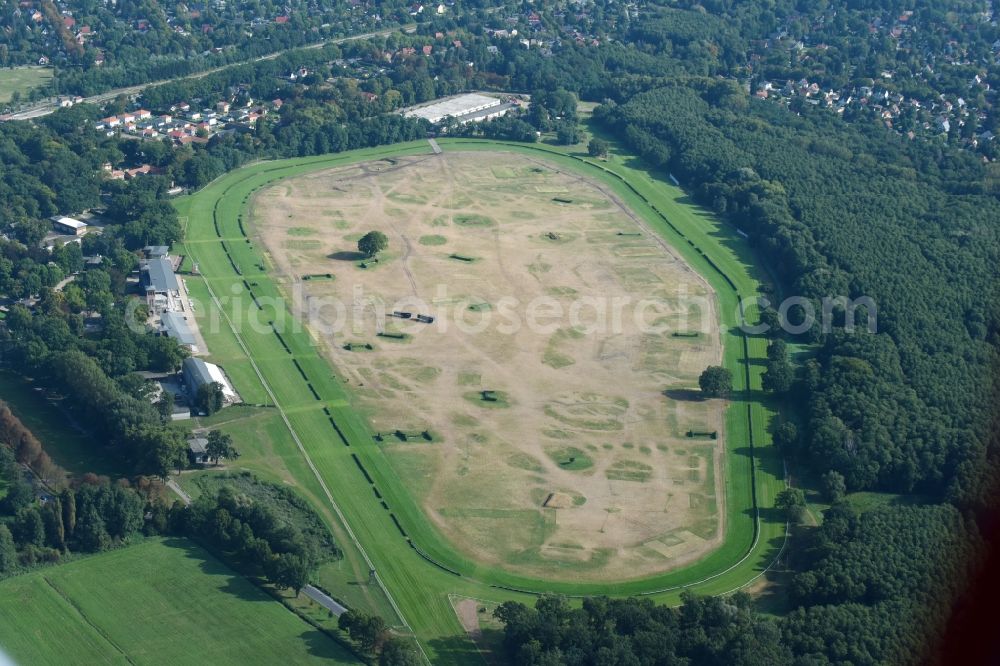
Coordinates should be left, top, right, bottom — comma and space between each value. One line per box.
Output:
251, 150, 727, 581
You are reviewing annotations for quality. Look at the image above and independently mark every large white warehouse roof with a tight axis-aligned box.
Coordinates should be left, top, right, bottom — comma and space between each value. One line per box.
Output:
403, 93, 502, 124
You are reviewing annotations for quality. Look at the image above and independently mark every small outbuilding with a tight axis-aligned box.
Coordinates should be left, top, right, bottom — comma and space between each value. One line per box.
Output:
187, 437, 209, 464
183, 357, 214, 399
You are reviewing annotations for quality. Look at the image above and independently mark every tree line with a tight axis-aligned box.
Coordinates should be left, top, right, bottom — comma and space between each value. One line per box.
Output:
494, 501, 981, 665
165, 486, 324, 595
0, 443, 153, 575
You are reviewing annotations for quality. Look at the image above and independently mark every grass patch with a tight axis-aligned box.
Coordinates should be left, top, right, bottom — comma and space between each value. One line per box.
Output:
543, 349, 575, 369
606, 459, 654, 482
546, 446, 594, 471
0, 67, 53, 104
453, 214, 495, 227
287, 227, 317, 236
284, 239, 322, 250
506, 452, 546, 473
490, 166, 521, 178
386, 192, 427, 205
540, 231, 576, 244
418, 234, 447, 246
0, 538, 357, 665
462, 390, 511, 408
845, 491, 928, 513
457, 372, 481, 386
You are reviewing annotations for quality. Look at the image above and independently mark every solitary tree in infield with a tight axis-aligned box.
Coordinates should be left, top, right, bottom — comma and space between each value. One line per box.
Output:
698, 365, 733, 398
358, 230, 388, 258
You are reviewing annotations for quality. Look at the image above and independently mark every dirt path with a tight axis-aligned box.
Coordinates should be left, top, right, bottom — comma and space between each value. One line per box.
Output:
450, 596, 497, 666
454, 598, 482, 640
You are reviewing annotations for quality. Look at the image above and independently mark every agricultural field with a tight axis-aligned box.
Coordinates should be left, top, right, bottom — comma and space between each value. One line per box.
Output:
0, 66, 53, 104
251, 152, 727, 581
0, 538, 358, 665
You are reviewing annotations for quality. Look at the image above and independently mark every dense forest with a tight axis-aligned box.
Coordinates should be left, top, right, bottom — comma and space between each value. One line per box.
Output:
596, 85, 1000, 499
820, 501, 981, 659
495, 504, 982, 664
0, 117, 192, 475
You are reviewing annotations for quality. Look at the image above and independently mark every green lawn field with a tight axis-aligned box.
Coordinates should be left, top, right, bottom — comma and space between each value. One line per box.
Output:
172, 138, 787, 661
0, 538, 357, 665
0, 67, 53, 104
0, 371, 122, 477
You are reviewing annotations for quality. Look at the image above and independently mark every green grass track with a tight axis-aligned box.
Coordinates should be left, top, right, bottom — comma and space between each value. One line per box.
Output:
173, 139, 787, 661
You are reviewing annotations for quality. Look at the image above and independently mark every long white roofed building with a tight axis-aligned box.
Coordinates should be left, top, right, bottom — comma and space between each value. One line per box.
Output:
403, 93, 514, 124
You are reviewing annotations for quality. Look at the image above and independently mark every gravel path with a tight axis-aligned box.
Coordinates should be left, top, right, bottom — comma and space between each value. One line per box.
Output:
303, 585, 348, 616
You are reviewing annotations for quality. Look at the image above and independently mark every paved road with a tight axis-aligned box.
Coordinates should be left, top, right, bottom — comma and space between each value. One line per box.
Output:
177, 276, 210, 357
2, 26, 410, 121
53, 275, 76, 292
303, 584, 348, 616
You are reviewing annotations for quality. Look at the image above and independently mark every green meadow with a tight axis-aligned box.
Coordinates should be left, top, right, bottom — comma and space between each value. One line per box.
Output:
0, 538, 357, 665
0, 67, 53, 104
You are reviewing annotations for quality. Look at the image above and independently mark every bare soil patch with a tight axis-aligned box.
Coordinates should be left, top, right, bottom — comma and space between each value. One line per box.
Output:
252, 151, 726, 581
